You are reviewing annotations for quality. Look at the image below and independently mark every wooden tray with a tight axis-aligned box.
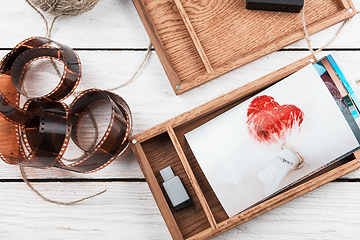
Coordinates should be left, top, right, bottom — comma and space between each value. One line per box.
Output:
132, 0, 356, 94
130, 55, 360, 240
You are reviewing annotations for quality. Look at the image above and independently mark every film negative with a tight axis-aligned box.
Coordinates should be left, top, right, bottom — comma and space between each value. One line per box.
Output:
0, 37, 131, 173
56, 89, 132, 173
0, 36, 81, 101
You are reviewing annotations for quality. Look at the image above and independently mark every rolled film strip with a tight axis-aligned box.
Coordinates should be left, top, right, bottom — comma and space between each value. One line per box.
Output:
0, 37, 132, 173
0, 36, 81, 101
55, 89, 132, 173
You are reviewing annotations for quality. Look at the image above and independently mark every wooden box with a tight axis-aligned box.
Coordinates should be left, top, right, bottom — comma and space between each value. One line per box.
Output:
130, 55, 360, 240
132, 0, 356, 94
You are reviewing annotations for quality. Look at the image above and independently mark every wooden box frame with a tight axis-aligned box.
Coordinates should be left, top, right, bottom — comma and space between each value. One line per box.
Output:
130, 55, 360, 240
132, 0, 356, 94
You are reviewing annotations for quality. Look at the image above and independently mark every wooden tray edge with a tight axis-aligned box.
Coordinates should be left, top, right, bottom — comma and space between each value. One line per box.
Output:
132, 0, 356, 95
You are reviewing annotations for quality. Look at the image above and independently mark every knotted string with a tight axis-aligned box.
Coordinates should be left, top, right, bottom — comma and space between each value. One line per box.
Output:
301, 1, 360, 61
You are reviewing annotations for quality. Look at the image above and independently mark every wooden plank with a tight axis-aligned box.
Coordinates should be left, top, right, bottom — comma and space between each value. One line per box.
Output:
2, 181, 360, 239
0, 0, 150, 49
166, 125, 218, 230
173, 0, 214, 74
0, 0, 359, 49
0, 181, 171, 239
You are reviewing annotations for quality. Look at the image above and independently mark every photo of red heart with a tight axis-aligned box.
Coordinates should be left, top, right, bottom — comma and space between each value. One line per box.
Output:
247, 95, 304, 142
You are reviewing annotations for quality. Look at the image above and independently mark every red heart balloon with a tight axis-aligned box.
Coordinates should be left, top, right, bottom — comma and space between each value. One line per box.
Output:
247, 95, 304, 142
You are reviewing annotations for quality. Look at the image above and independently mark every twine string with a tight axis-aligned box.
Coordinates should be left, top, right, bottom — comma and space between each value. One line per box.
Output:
25, 0, 59, 38
105, 41, 153, 92
302, 3, 360, 84
18, 117, 105, 204
20, 166, 106, 205
301, 1, 315, 58
302, 2, 359, 60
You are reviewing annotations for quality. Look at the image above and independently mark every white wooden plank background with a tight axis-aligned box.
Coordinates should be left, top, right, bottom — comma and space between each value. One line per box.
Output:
1, 0, 360, 239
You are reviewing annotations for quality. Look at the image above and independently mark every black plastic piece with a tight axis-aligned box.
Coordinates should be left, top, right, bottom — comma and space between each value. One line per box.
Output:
246, 0, 304, 13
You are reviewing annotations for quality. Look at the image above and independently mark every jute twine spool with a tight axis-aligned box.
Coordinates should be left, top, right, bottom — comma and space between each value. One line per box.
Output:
29, 0, 100, 17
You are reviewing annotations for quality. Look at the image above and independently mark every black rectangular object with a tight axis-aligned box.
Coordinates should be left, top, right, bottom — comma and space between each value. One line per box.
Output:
246, 0, 304, 13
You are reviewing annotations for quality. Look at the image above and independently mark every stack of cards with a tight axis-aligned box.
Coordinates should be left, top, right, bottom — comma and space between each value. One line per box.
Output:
314, 54, 360, 140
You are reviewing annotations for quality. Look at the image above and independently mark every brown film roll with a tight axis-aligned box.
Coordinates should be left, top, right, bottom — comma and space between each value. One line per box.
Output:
0, 36, 81, 102
0, 97, 70, 168
20, 99, 70, 168
0, 36, 79, 168
0, 37, 132, 173
55, 89, 132, 173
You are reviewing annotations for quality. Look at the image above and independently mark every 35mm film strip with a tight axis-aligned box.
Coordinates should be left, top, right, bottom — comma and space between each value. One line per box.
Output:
0, 37, 131, 173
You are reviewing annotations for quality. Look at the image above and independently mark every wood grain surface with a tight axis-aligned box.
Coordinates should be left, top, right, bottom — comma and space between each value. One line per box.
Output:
134, 0, 356, 93
1, 0, 360, 239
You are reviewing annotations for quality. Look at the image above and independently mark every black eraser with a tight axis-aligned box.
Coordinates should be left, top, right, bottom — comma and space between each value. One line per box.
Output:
246, 0, 304, 13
